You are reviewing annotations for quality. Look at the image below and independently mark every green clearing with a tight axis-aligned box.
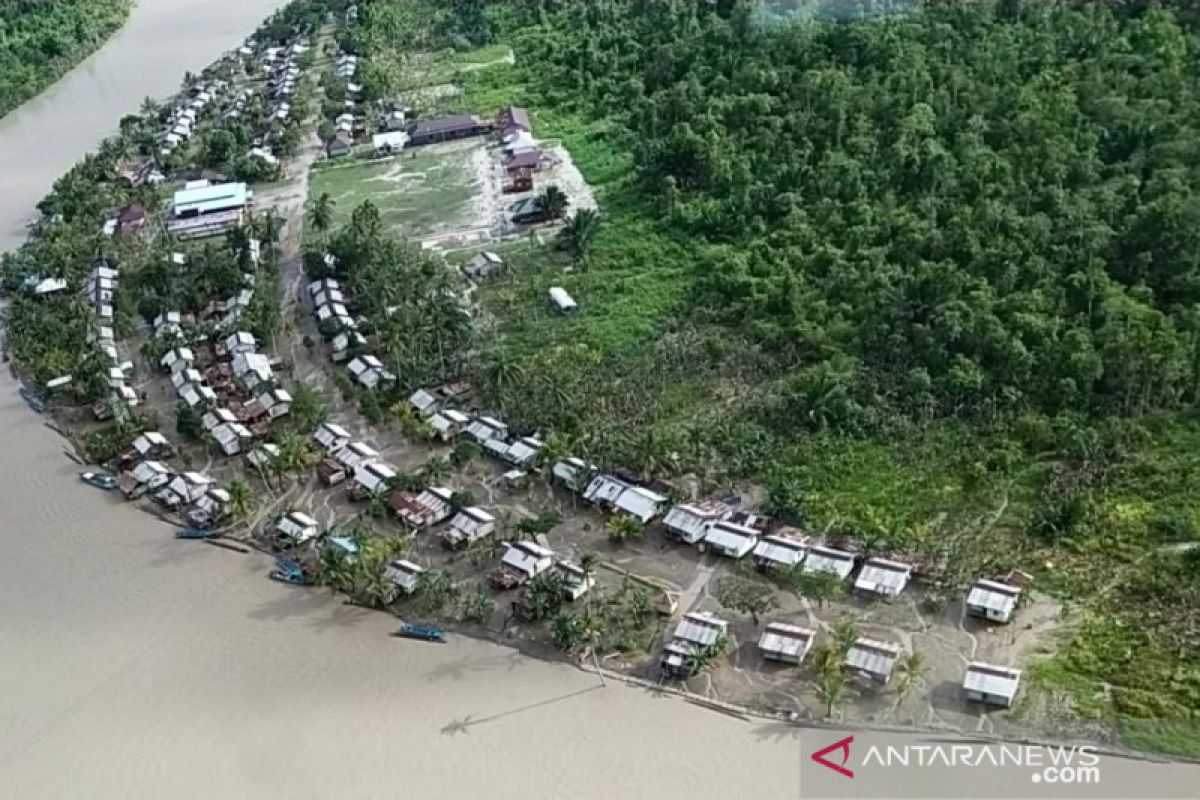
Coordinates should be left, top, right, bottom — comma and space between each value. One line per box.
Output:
309, 147, 480, 239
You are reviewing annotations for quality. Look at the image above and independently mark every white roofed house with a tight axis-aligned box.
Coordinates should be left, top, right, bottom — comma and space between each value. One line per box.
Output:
854, 557, 913, 600
179, 382, 217, 409
660, 612, 728, 679
504, 436, 545, 469
330, 330, 366, 363
465, 415, 508, 445
122, 431, 172, 465
312, 285, 345, 309
385, 559, 425, 596
336, 441, 380, 472
352, 461, 396, 499
171, 368, 204, 393
582, 473, 630, 508
409, 389, 439, 418
187, 487, 232, 528
389, 486, 454, 528
845, 638, 903, 689
753, 532, 808, 572
160, 347, 196, 374
202, 407, 238, 433
554, 561, 595, 602
758, 622, 817, 665
664, 501, 732, 545
703, 519, 760, 559
232, 352, 273, 392
613, 485, 668, 525
247, 443, 280, 470
551, 457, 594, 494
122, 459, 173, 497
255, 386, 293, 419
442, 507, 497, 549
223, 331, 257, 356
489, 541, 555, 589
962, 662, 1022, 708
965, 579, 1022, 624
347, 355, 393, 389
548, 286, 577, 314
212, 422, 253, 456
802, 544, 856, 580
427, 408, 470, 440
313, 422, 352, 453
156, 471, 215, 509
308, 277, 340, 298
154, 310, 183, 338
273, 511, 319, 546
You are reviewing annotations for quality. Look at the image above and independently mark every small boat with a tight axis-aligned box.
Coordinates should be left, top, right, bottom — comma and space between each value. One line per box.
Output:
175, 527, 222, 540
269, 557, 314, 586
20, 388, 46, 413
79, 471, 118, 491
393, 624, 447, 643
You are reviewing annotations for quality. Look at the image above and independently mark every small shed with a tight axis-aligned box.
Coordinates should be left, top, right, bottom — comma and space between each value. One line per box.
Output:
504, 436, 545, 469
551, 457, 593, 493
965, 579, 1022, 624
255, 387, 293, 419
802, 544, 856, 580
337, 441, 380, 472
663, 501, 732, 545
963, 662, 1022, 708
353, 461, 396, 498
490, 541, 555, 588
758, 622, 816, 665
212, 422, 253, 456
274, 511, 319, 545
752, 533, 807, 571
385, 559, 424, 595
313, 422, 351, 452
661, 612, 728, 678
160, 347, 196, 374
465, 415, 509, 444
554, 561, 594, 601
854, 557, 914, 600
443, 507, 496, 549
464, 251, 504, 280
845, 638, 903, 688
703, 519, 760, 559
548, 286, 577, 314
409, 389, 439, 418
327, 131, 354, 158
428, 408, 470, 440
224, 331, 257, 356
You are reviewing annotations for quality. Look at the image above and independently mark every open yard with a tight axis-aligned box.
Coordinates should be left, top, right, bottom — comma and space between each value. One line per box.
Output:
310, 140, 489, 239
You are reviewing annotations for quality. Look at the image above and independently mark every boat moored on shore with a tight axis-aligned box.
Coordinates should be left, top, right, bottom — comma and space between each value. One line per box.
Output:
79, 471, 118, 491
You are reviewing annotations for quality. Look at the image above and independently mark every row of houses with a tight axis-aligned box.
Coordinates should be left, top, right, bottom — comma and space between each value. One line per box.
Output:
662, 611, 1021, 706
163, 80, 226, 152
324, 51, 364, 157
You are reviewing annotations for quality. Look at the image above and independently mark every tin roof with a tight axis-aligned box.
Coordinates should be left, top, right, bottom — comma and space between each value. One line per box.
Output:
963, 662, 1021, 700
854, 557, 913, 597
671, 612, 728, 646
966, 579, 1021, 615
758, 623, 816, 658
753, 534, 806, 567
803, 544, 856, 579
845, 638, 902, 678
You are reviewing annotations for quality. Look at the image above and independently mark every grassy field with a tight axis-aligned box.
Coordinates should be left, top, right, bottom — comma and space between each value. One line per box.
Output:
309, 145, 481, 239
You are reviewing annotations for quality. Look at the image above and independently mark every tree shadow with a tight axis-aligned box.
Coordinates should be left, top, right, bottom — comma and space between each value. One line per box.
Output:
439, 684, 603, 736
424, 648, 525, 682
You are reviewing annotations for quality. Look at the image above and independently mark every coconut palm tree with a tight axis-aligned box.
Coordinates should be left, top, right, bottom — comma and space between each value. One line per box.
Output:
227, 480, 256, 522
831, 620, 860, 655
816, 670, 850, 719
308, 192, 336, 234
534, 185, 569, 220
421, 455, 452, 485
606, 514, 644, 544
557, 208, 601, 263
140, 96, 160, 119
894, 651, 929, 699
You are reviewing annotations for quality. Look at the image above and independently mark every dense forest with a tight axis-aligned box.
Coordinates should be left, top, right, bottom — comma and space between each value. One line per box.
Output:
0, 0, 130, 118
343, 0, 1200, 750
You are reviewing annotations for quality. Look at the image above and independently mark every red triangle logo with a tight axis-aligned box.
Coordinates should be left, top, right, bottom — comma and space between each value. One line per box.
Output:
811, 735, 855, 778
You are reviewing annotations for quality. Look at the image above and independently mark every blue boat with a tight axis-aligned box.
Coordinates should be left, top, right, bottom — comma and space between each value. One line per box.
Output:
175, 527, 222, 540
269, 557, 314, 586
394, 623, 447, 643
20, 387, 45, 413
79, 471, 118, 491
